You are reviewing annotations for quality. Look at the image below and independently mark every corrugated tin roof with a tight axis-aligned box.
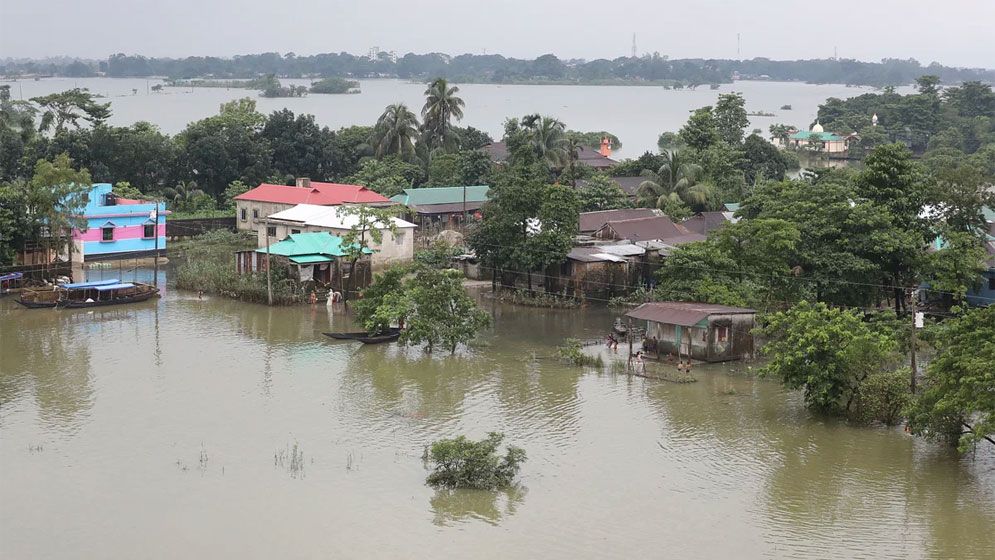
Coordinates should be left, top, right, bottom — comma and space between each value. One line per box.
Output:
413, 201, 486, 215
681, 212, 731, 235
255, 232, 367, 258
267, 204, 416, 230
625, 301, 755, 327
235, 182, 391, 206
579, 208, 657, 233
567, 246, 626, 263
391, 186, 490, 206
598, 216, 690, 241
289, 255, 334, 264
597, 243, 645, 257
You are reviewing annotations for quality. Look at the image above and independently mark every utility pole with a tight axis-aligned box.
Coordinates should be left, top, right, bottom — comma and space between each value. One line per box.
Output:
627, 318, 634, 369
909, 287, 919, 393
265, 219, 273, 306
462, 184, 467, 228
152, 203, 159, 288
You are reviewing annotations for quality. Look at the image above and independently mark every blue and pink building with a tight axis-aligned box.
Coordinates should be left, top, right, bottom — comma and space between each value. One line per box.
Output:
71, 183, 167, 263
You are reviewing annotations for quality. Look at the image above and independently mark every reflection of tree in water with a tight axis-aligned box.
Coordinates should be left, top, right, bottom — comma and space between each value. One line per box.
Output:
430, 485, 527, 527
0, 308, 94, 432
341, 346, 492, 422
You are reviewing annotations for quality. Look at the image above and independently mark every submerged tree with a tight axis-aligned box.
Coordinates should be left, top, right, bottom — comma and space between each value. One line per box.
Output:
424, 432, 526, 490
339, 205, 400, 300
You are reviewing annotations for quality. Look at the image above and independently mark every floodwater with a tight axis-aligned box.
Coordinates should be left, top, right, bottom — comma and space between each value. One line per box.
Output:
1, 269, 993, 559
6, 77, 914, 158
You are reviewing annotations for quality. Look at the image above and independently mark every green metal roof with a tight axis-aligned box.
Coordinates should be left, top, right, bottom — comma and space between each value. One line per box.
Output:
391, 185, 490, 206
789, 131, 844, 142
723, 203, 740, 212
983, 206, 995, 223
255, 232, 371, 258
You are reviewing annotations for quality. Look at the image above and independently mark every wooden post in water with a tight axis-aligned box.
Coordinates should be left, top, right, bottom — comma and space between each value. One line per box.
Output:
627, 318, 634, 369
909, 287, 918, 394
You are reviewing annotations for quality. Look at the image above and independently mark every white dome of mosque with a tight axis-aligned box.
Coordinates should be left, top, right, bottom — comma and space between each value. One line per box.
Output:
811, 121, 824, 133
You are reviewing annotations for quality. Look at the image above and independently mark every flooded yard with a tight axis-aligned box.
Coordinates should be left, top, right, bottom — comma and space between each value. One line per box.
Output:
1, 272, 993, 559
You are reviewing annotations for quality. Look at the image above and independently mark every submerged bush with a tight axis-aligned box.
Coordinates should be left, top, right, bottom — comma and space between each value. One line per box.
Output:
850, 368, 911, 426
423, 432, 526, 490
557, 338, 604, 367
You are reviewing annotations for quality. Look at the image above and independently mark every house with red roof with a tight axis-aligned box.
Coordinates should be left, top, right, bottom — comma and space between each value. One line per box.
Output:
234, 178, 392, 233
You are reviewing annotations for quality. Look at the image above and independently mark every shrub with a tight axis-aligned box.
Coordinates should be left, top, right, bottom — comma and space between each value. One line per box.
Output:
424, 433, 526, 490
850, 368, 911, 426
557, 338, 604, 367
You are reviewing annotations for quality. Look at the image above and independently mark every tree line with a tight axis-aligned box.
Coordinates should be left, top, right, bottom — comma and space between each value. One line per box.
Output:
4, 52, 994, 88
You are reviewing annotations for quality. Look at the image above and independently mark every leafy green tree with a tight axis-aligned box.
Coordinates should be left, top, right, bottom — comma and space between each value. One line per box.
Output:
401, 266, 491, 353
21, 154, 93, 261
162, 181, 213, 213
942, 80, 995, 118
907, 306, 995, 451
768, 123, 793, 145
176, 98, 273, 197
354, 266, 412, 334
757, 301, 898, 416
565, 130, 621, 151
519, 114, 567, 168
576, 174, 631, 212
424, 432, 525, 490
926, 229, 989, 306
740, 133, 789, 184
421, 78, 465, 153
636, 150, 713, 211
31, 88, 111, 134
222, 180, 250, 210
261, 109, 337, 181
338, 205, 400, 299
656, 131, 684, 152
714, 93, 749, 144
655, 241, 753, 306
850, 368, 912, 426
372, 103, 420, 159
0, 85, 39, 180
678, 107, 720, 151
915, 75, 941, 96
112, 181, 143, 199
345, 156, 423, 197
426, 150, 492, 187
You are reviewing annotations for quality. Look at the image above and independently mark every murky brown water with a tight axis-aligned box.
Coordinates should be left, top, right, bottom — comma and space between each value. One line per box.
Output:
2, 270, 993, 559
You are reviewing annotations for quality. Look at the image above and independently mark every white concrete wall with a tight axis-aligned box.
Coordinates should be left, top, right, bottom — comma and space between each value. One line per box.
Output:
257, 222, 415, 266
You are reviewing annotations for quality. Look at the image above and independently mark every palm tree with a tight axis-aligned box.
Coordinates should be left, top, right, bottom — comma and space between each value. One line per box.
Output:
636, 151, 715, 211
522, 114, 567, 168
162, 181, 205, 213
372, 103, 420, 159
562, 137, 583, 186
421, 78, 465, 152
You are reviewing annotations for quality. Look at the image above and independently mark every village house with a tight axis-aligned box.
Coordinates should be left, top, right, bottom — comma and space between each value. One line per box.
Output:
261, 203, 416, 266
235, 232, 371, 285
234, 178, 392, 234
70, 183, 167, 264
966, 212, 995, 307
625, 301, 757, 362
680, 211, 738, 235
594, 215, 704, 245
481, 141, 617, 170
578, 208, 658, 235
390, 185, 490, 230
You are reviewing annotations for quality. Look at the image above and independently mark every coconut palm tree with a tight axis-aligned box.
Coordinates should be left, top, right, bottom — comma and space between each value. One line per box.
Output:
162, 181, 205, 213
372, 103, 420, 159
421, 78, 465, 152
636, 151, 715, 211
522, 114, 567, 168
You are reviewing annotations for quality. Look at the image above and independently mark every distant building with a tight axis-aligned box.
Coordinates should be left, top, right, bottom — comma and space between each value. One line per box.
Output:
594, 216, 703, 245
626, 301, 756, 362
777, 122, 855, 153
261, 203, 416, 266
680, 211, 737, 235
481, 142, 617, 170
71, 183, 167, 263
234, 178, 392, 234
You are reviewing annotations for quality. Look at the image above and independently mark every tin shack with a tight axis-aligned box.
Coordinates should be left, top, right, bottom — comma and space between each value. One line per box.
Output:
625, 301, 756, 362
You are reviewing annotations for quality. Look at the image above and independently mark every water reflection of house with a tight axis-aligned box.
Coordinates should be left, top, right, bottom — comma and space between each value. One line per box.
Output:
390, 186, 489, 230
261, 204, 416, 266
625, 301, 756, 362
234, 232, 371, 285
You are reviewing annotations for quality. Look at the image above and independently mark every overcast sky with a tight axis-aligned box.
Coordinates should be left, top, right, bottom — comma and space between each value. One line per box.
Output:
3, 0, 994, 68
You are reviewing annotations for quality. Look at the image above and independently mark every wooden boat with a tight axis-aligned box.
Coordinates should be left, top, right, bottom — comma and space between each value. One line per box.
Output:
0, 272, 24, 297
16, 287, 62, 308
355, 330, 402, 344
323, 327, 401, 340
59, 281, 159, 308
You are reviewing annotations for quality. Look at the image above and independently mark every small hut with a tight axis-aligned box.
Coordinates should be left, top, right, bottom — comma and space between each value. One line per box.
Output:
625, 301, 756, 362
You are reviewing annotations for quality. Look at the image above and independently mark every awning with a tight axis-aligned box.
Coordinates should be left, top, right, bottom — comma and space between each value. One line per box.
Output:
0, 272, 23, 281
62, 278, 120, 289
289, 255, 334, 264
93, 283, 136, 291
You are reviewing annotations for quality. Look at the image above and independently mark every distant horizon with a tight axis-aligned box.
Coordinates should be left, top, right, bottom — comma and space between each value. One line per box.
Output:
2, 50, 994, 73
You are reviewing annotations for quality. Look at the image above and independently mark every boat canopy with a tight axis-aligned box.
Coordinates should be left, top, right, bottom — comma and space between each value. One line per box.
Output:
0, 272, 23, 281
62, 278, 120, 289
93, 283, 136, 291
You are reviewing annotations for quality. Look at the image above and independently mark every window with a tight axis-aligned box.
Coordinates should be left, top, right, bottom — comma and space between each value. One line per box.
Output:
989, 275, 995, 291
716, 326, 729, 343
143, 222, 156, 239
101, 226, 114, 242
252, 209, 259, 219
240, 208, 247, 221
266, 226, 277, 237
394, 232, 404, 245
291, 229, 301, 234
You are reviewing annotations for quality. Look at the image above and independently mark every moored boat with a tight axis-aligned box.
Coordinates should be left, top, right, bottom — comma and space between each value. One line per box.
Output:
355, 330, 402, 344
59, 282, 159, 308
0, 272, 24, 297
323, 327, 401, 340
16, 287, 62, 308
